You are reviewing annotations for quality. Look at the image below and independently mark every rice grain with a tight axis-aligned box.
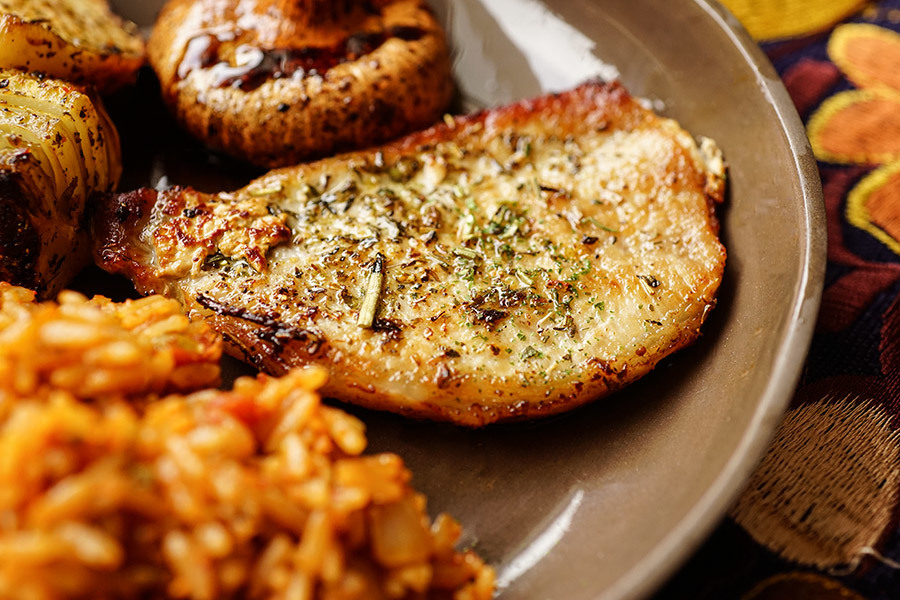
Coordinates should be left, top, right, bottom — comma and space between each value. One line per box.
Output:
0, 285, 495, 599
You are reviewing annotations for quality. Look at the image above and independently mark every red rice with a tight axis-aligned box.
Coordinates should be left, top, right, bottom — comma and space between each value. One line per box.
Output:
0, 285, 494, 599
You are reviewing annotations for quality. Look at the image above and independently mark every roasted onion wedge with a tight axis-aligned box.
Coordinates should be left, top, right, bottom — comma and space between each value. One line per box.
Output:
0, 70, 121, 297
148, 0, 454, 168
0, 0, 145, 93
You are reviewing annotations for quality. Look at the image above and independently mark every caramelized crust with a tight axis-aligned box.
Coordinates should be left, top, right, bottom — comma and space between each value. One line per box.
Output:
148, 0, 454, 167
0, 70, 122, 297
0, 172, 39, 290
94, 82, 726, 426
0, 0, 145, 93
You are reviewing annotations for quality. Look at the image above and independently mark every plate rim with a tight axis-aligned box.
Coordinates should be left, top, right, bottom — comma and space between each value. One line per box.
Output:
106, 0, 827, 596
605, 1, 827, 598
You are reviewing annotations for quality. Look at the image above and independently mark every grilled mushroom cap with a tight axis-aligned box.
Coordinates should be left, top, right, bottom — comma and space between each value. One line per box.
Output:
148, 0, 454, 168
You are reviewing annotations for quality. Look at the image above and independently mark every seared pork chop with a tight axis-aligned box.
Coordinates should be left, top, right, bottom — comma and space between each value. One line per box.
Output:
94, 81, 726, 426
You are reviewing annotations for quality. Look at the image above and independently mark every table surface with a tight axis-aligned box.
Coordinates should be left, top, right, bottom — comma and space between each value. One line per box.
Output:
654, 1, 900, 598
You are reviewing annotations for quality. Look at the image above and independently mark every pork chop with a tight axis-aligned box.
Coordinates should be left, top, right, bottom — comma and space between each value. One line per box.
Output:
93, 81, 726, 426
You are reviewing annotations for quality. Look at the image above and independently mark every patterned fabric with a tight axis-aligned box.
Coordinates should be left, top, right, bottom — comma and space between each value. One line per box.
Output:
721, 0, 866, 39
656, 2, 900, 598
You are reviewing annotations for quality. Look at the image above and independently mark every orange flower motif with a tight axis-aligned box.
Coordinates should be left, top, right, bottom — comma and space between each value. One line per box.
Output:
809, 24, 900, 256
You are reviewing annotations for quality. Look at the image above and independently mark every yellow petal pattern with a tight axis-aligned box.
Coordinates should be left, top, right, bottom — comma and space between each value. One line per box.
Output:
719, 0, 866, 40
829, 23, 900, 94
846, 160, 900, 256
808, 90, 900, 164
806, 22, 900, 257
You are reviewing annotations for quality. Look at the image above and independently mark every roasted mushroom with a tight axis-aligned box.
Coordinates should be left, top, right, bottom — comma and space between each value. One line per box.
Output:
148, 0, 454, 168
0, 0, 145, 94
0, 69, 121, 297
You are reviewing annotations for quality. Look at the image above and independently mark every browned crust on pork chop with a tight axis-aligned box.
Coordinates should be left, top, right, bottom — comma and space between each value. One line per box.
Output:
94, 81, 726, 426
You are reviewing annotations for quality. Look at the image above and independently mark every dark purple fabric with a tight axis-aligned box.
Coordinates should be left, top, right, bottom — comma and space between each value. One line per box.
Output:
655, 3, 900, 598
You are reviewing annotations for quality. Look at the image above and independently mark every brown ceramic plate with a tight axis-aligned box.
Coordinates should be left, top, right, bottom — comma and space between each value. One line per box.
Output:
107, 0, 826, 598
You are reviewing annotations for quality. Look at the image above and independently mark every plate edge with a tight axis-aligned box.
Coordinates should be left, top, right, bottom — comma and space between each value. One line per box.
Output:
603, 2, 827, 599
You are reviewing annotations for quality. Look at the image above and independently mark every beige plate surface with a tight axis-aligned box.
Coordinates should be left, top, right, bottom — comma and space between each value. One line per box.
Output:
106, 1, 826, 598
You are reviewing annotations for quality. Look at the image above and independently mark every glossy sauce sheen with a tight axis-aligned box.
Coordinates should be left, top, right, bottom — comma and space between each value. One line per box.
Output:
94, 82, 726, 426
177, 25, 426, 90
148, 0, 454, 167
